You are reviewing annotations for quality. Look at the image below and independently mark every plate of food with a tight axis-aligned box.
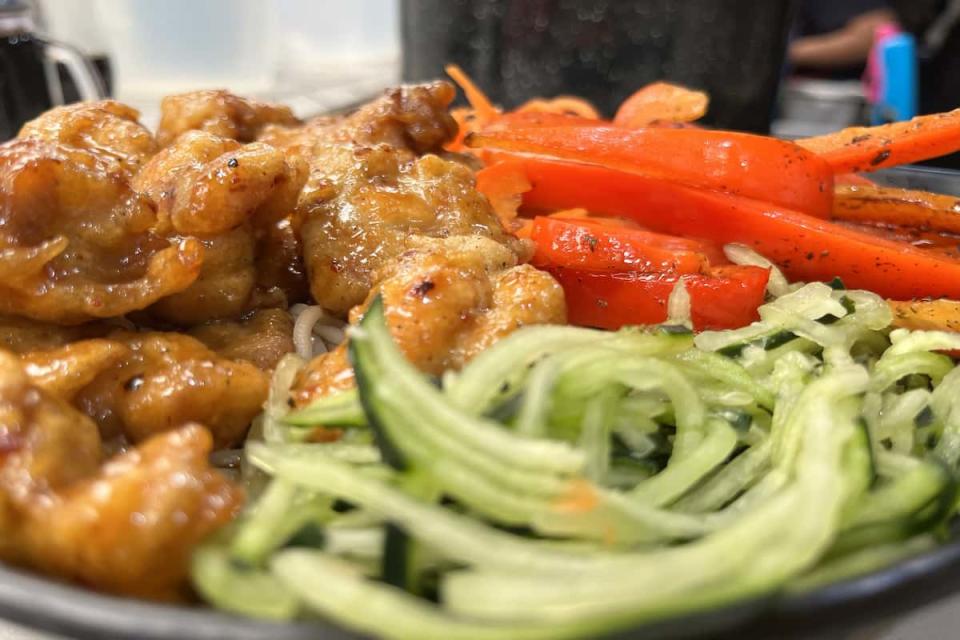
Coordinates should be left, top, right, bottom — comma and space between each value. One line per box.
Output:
5, 69, 960, 640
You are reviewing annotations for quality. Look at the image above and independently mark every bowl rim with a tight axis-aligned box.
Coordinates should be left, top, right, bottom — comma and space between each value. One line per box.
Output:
3, 534, 960, 640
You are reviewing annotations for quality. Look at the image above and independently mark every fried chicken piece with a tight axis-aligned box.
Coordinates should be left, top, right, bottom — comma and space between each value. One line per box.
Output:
73, 331, 268, 448
20, 425, 241, 600
0, 316, 112, 354
262, 82, 524, 316
255, 218, 310, 306
156, 90, 299, 147
0, 139, 203, 324
291, 236, 565, 405
0, 354, 241, 599
17, 100, 158, 175
259, 81, 457, 154
294, 145, 528, 315
0, 351, 102, 506
132, 131, 307, 324
19, 339, 132, 400
189, 308, 295, 370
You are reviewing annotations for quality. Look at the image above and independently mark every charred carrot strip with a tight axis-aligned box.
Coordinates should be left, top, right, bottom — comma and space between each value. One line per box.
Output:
889, 299, 960, 332
614, 82, 709, 128
833, 184, 960, 235
445, 64, 499, 121
517, 96, 602, 119
797, 109, 960, 173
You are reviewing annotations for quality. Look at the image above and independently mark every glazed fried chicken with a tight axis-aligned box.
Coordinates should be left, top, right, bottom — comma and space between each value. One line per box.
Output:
157, 90, 299, 147
291, 235, 565, 405
189, 308, 295, 370
15, 332, 267, 449
0, 315, 111, 354
0, 138, 202, 324
17, 100, 158, 175
133, 130, 308, 324
0, 351, 241, 600
261, 82, 526, 316
258, 81, 458, 154
70, 331, 268, 448
294, 146, 527, 315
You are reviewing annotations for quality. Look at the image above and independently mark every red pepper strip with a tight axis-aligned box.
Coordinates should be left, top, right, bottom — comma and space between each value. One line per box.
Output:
530, 216, 709, 273
547, 265, 769, 331
833, 184, 960, 235
467, 125, 834, 218
512, 157, 960, 300
797, 109, 960, 173
614, 82, 709, 128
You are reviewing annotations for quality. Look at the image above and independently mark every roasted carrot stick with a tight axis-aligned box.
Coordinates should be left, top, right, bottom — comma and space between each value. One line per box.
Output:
614, 82, 709, 128
798, 109, 960, 173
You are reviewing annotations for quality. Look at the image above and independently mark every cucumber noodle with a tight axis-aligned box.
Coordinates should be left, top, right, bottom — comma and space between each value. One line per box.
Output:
193, 259, 960, 639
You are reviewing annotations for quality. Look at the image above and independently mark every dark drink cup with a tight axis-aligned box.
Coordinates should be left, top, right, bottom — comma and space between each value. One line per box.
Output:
402, 0, 796, 132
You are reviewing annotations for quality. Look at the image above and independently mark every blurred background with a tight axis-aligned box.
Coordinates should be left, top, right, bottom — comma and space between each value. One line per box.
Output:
2, 0, 960, 161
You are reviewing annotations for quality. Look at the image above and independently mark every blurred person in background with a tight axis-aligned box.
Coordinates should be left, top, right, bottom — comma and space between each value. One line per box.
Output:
886, 0, 960, 167
888, 0, 960, 115
789, 0, 895, 78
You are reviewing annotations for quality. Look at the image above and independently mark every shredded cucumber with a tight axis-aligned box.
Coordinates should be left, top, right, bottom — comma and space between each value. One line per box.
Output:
192, 546, 299, 620
193, 272, 960, 640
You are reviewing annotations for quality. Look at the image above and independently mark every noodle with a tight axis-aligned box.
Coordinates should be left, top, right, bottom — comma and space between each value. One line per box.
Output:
293, 305, 327, 359
291, 303, 349, 359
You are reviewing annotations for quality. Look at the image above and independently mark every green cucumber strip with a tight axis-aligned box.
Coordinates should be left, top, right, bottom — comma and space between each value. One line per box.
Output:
870, 352, 954, 392
283, 388, 365, 427
515, 357, 562, 437
933, 368, 960, 468
887, 329, 960, 357
271, 550, 603, 640
566, 358, 705, 460
673, 350, 775, 409
629, 419, 738, 507
843, 460, 949, 530
448, 326, 692, 415
325, 527, 384, 560
230, 479, 299, 566
262, 354, 305, 444
876, 389, 930, 456
579, 388, 619, 482
443, 325, 614, 414
192, 546, 299, 620
351, 298, 584, 475
673, 440, 772, 513
441, 370, 866, 620
789, 535, 937, 593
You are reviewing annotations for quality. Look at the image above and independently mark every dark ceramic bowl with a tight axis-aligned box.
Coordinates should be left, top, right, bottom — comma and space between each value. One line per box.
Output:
4, 166, 959, 639
2, 533, 960, 640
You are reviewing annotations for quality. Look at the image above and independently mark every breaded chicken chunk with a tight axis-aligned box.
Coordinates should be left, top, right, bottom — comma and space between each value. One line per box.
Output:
0, 138, 202, 324
157, 90, 299, 147
71, 331, 268, 447
291, 235, 565, 405
0, 351, 240, 600
132, 131, 307, 324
